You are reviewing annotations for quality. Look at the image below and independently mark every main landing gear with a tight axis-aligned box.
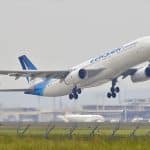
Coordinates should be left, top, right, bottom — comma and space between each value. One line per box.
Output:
69, 86, 82, 100
107, 79, 120, 98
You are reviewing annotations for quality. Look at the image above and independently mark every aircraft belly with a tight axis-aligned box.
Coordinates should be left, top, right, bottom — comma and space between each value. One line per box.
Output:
43, 81, 73, 97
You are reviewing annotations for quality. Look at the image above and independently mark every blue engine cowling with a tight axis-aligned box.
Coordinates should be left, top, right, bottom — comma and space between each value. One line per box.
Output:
78, 69, 87, 79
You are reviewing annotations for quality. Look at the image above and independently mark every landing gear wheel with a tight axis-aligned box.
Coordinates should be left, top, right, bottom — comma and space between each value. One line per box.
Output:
107, 92, 112, 98
72, 87, 76, 94
77, 88, 81, 94
111, 87, 115, 93
69, 94, 74, 100
74, 94, 78, 100
112, 92, 116, 98
70, 86, 81, 100
115, 87, 120, 93
107, 79, 120, 98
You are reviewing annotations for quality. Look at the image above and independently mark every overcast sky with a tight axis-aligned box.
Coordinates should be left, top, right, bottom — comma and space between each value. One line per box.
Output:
0, 0, 150, 109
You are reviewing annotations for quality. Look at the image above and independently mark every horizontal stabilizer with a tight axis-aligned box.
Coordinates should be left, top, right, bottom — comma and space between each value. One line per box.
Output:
0, 89, 29, 92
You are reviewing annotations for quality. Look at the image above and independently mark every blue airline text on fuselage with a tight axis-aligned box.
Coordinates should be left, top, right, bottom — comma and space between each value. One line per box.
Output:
90, 41, 137, 64
90, 47, 122, 64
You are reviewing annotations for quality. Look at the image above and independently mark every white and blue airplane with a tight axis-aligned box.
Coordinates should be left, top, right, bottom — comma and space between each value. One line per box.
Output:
0, 36, 150, 99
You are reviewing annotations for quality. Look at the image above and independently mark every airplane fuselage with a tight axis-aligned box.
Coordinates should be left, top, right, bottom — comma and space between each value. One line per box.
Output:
34, 36, 150, 97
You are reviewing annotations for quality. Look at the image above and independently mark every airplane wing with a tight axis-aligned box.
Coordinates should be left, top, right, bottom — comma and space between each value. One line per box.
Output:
121, 68, 137, 79
0, 70, 70, 80
0, 68, 106, 80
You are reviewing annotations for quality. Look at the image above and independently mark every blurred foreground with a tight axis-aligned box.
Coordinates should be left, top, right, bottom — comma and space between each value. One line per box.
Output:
0, 122, 150, 150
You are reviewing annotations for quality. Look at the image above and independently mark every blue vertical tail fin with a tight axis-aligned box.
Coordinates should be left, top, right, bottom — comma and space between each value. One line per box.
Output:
18, 55, 37, 82
18, 55, 37, 70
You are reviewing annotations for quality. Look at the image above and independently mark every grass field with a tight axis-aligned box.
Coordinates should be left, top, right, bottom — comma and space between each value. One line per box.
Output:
0, 135, 150, 150
0, 125, 150, 150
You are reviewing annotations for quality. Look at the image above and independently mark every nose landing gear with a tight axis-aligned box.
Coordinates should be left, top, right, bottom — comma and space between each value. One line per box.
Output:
107, 79, 120, 98
69, 86, 82, 100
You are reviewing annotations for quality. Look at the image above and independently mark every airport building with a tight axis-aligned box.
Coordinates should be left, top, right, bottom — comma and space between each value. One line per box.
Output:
0, 107, 39, 122
82, 98, 150, 122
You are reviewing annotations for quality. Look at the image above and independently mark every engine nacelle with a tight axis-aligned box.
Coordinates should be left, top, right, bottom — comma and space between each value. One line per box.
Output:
131, 67, 150, 82
65, 69, 88, 85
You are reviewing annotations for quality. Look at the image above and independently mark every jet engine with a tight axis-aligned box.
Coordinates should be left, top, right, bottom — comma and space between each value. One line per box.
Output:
131, 67, 150, 82
65, 69, 88, 85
